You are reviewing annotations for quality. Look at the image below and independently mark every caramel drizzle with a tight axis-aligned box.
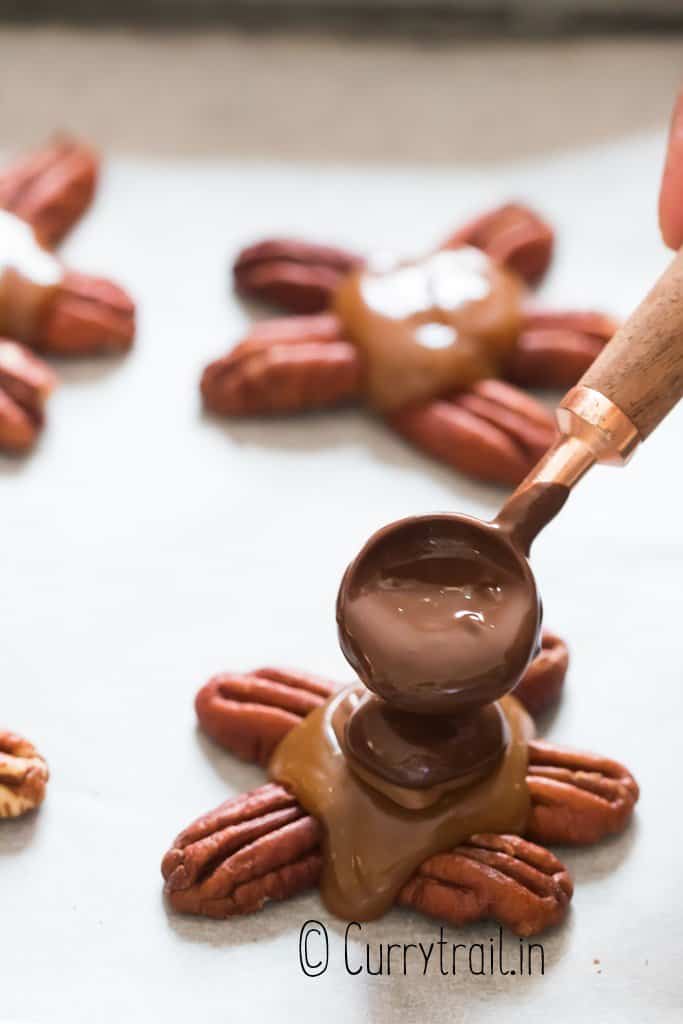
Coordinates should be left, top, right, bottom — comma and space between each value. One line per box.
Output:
0, 210, 63, 340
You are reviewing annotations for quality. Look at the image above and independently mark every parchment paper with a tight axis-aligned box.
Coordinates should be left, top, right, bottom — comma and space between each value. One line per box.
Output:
1, 132, 681, 1022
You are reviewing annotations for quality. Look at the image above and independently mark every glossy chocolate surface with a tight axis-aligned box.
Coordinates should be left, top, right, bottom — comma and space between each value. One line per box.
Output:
496, 481, 570, 555
337, 513, 541, 715
344, 690, 508, 789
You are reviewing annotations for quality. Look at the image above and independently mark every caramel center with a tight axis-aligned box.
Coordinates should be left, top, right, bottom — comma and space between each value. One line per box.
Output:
0, 210, 63, 340
269, 687, 533, 921
334, 247, 523, 411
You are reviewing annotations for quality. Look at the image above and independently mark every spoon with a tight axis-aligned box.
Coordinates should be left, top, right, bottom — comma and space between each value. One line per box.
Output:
337, 247, 683, 716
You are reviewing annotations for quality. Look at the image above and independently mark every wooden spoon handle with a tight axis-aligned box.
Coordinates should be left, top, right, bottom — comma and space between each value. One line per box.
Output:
580, 247, 683, 439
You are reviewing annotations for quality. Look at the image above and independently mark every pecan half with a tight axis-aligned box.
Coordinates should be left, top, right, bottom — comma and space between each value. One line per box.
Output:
0, 389, 35, 452
398, 833, 572, 937
521, 310, 618, 338
234, 239, 363, 314
513, 631, 568, 717
196, 667, 337, 765
526, 740, 639, 845
195, 639, 567, 765
162, 786, 573, 935
201, 314, 361, 415
0, 137, 99, 248
163, 739, 639, 928
507, 310, 619, 388
34, 271, 135, 355
390, 379, 556, 486
442, 203, 554, 285
0, 339, 57, 452
162, 783, 322, 917
0, 730, 49, 817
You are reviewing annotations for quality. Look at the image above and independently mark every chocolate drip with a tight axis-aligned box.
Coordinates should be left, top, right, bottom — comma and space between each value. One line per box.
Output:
344, 691, 508, 790
496, 482, 570, 554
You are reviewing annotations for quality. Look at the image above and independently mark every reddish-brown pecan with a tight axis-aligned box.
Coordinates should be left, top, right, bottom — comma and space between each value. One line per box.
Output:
441, 203, 554, 285
521, 310, 619, 338
195, 639, 568, 766
0, 339, 57, 452
526, 740, 639, 845
200, 321, 561, 479
390, 379, 557, 486
0, 389, 35, 453
398, 833, 573, 937
162, 741, 639, 927
34, 271, 135, 355
162, 785, 574, 935
233, 239, 363, 314
162, 733, 638, 928
507, 310, 619, 388
0, 137, 99, 248
232, 205, 552, 317
196, 668, 337, 766
201, 314, 361, 415
0, 730, 49, 817
227, 313, 344, 359
513, 631, 569, 717
162, 783, 323, 917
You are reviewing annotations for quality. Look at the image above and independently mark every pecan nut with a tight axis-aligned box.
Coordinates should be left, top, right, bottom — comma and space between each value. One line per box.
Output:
390, 379, 557, 486
191, 663, 639, 847
507, 310, 619, 388
34, 271, 136, 355
162, 783, 322, 917
0, 137, 99, 248
0, 339, 57, 452
195, 667, 337, 765
195, 639, 567, 765
0, 730, 49, 817
441, 203, 554, 285
234, 239, 363, 314
163, 736, 640, 927
398, 833, 573, 937
513, 631, 568, 717
162, 741, 638, 927
526, 740, 639, 845
162, 786, 573, 935
201, 314, 361, 415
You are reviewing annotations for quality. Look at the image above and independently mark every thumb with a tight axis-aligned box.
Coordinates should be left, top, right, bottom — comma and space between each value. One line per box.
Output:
659, 88, 683, 250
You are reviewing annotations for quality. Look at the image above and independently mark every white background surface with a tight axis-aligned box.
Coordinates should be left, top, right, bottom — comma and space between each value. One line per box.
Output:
1, 133, 682, 1022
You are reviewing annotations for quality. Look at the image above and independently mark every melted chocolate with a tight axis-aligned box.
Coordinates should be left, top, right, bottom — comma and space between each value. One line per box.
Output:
272, 482, 567, 921
269, 687, 533, 921
0, 211, 62, 340
337, 514, 540, 715
334, 247, 522, 411
495, 481, 570, 554
344, 691, 508, 790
